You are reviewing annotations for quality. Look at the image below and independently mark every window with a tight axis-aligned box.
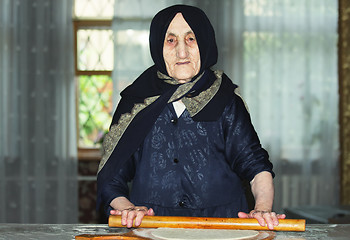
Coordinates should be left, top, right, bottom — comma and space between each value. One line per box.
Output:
73, 0, 115, 159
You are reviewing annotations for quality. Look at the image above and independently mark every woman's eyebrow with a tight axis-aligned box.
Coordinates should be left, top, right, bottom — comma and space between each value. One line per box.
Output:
166, 32, 177, 37
165, 30, 195, 37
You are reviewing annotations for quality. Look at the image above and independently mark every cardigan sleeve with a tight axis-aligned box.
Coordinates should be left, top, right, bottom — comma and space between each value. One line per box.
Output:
223, 93, 274, 182
99, 150, 139, 215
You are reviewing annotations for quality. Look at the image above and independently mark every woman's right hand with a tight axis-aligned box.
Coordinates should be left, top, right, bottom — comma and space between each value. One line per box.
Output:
110, 197, 155, 228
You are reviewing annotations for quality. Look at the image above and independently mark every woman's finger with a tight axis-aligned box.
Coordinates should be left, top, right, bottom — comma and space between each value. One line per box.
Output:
237, 211, 249, 218
134, 209, 147, 226
277, 213, 286, 219
147, 208, 155, 216
251, 211, 266, 227
261, 212, 275, 230
271, 212, 280, 226
126, 210, 137, 228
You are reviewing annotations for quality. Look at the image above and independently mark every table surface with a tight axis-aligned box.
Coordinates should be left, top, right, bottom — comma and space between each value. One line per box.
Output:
284, 205, 350, 224
0, 224, 349, 240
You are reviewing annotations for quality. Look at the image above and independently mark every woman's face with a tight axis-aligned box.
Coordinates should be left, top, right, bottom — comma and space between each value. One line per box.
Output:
163, 13, 201, 83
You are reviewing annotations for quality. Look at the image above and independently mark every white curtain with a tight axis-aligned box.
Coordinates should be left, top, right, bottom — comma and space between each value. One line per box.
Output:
196, 0, 339, 212
0, 0, 78, 223
112, 0, 339, 213
112, 0, 197, 105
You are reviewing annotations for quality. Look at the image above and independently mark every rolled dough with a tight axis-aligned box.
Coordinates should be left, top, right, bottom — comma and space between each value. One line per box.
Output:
149, 228, 259, 240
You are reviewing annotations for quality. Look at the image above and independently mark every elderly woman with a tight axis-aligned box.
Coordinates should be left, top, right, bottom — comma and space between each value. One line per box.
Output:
97, 4, 285, 230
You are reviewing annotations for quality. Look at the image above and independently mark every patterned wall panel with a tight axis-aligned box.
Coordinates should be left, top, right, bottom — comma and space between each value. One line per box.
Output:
339, 0, 350, 205
78, 160, 107, 223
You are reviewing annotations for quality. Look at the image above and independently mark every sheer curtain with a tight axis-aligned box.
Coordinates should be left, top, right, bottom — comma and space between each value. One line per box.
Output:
111, 0, 339, 213
112, 0, 197, 105
0, 0, 78, 223
197, 0, 339, 212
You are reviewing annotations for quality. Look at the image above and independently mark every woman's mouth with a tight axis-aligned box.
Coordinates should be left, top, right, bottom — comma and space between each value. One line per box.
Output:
176, 61, 190, 65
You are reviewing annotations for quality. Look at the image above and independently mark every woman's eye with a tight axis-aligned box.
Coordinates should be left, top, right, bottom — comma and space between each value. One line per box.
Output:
186, 35, 196, 44
166, 37, 176, 44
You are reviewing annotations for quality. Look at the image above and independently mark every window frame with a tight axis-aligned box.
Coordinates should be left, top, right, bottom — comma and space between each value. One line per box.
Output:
73, 18, 113, 161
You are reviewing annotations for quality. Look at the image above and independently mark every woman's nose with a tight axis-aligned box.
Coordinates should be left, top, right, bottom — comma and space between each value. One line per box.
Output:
176, 40, 189, 59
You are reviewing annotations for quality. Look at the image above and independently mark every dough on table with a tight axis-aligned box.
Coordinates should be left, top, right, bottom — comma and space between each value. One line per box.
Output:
149, 228, 259, 240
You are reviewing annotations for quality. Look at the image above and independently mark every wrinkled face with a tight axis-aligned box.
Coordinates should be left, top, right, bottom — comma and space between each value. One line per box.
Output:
163, 13, 201, 83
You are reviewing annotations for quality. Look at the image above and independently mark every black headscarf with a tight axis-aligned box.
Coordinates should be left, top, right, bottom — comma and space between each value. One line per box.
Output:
149, 4, 218, 76
97, 5, 237, 212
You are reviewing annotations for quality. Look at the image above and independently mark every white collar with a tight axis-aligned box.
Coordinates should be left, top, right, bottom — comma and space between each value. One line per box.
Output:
172, 100, 186, 118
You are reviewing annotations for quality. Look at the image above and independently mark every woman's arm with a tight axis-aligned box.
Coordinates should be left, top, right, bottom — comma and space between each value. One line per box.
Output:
251, 171, 274, 212
238, 171, 286, 229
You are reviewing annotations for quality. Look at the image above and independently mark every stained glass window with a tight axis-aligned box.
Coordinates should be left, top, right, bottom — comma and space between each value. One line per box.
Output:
74, 0, 115, 149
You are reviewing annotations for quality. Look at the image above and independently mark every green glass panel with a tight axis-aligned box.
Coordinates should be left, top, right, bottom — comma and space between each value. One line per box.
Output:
78, 75, 113, 147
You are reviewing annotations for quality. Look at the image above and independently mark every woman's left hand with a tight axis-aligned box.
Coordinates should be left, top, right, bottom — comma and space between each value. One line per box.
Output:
238, 210, 286, 230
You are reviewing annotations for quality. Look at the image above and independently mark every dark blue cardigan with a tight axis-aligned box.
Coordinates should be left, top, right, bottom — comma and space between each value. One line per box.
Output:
101, 93, 274, 218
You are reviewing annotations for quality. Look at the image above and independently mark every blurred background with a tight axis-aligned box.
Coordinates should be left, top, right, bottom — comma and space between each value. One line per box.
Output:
0, 0, 349, 224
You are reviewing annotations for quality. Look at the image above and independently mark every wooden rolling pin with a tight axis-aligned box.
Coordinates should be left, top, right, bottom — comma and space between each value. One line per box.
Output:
109, 215, 305, 232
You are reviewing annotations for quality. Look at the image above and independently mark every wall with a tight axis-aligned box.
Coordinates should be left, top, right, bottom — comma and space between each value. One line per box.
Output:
339, 0, 350, 205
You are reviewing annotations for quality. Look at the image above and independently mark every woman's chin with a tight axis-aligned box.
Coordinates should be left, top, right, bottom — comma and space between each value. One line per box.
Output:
172, 72, 197, 83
